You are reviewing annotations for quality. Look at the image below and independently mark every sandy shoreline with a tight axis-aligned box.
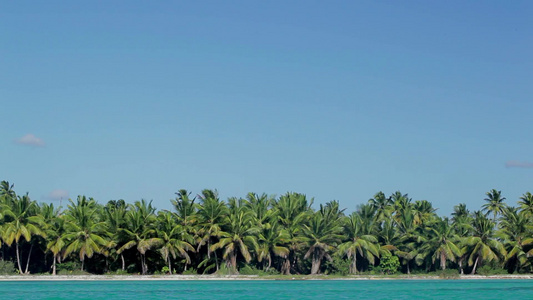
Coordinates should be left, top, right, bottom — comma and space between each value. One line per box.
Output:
1, 274, 533, 281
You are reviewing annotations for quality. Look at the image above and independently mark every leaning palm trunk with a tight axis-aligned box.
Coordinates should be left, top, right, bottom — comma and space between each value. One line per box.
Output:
52, 254, 58, 275
15, 242, 23, 274
440, 252, 446, 270
24, 243, 33, 274
470, 256, 480, 275
121, 254, 125, 271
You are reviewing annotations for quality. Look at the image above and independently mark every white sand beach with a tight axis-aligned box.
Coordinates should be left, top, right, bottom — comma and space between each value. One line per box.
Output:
1, 274, 533, 281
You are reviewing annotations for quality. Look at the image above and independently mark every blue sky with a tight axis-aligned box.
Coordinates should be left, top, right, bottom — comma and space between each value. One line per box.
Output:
1, 1, 532, 216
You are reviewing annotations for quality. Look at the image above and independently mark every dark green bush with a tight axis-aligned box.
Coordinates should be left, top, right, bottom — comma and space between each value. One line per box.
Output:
0, 260, 16, 275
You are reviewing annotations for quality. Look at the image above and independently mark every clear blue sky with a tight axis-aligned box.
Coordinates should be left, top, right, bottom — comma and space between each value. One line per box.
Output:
1, 1, 532, 216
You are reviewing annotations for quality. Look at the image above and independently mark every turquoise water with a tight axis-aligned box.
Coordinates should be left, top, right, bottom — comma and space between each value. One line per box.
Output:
0, 280, 532, 299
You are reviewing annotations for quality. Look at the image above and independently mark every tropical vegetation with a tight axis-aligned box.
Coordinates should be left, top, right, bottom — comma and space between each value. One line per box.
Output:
1, 181, 532, 276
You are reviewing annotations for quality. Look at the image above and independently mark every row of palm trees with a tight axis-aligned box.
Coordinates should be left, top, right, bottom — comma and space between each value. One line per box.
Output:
1, 180, 533, 275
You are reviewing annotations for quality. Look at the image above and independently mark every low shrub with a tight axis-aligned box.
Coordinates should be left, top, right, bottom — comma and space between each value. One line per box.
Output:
0, 260, 16, 275
477, 265, 508, 275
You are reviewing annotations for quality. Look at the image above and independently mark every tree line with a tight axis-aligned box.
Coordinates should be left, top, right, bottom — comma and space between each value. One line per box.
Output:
1, 180, 532, 276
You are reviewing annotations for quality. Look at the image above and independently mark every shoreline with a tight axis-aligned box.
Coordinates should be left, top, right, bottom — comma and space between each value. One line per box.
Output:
1, 274, 533, 281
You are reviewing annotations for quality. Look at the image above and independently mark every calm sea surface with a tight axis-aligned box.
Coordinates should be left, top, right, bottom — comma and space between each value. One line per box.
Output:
0, 280, 531, 299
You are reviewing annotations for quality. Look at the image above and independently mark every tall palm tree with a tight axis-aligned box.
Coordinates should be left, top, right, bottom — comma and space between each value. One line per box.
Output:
482, 189, 507, 222
1, 193, 46, 274
466, 212, 507, 274
518, 192, 533, 218
103, 200, 128, 271
368, 191, 392, 223
45, 211, 66, 275
418, 217, 461, 270
245, 192, 274, 227
196, 189, 228, 272
303, 201, 344, 274
498, 206, 532, 273
256, 219, 290, 272
172, 190, 197, 227
210, 198, 259, 274
154, 211, 195, 274
63, 196, 111, 271
273, 192, 312, 274
117, 199, 159, 275
338, 212, 380, 274
412, 200, 437, 226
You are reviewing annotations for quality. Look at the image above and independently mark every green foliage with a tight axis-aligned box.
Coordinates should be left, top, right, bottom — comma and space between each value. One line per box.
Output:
161, 266, 170, 274
378, 254, 400, 275
436, 269, 460, 279
239, 265, 262, 275
0, 260, 16, 275
113, 269, 129, 275
56, 261, 81, 272
182, 268, 198, 275
325, 256, 350, 276
477, 265, 508, 275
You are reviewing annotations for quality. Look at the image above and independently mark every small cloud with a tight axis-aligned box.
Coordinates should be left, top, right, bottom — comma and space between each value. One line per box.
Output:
14, 134, 45, 147
47, 189, 69, 201
505, 161, 533, 169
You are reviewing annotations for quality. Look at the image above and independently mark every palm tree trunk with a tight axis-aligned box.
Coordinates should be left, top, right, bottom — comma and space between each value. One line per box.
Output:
121, 254, 125, 271
282, 257, 291, 275
15, 242, 23, 275
440, 252, 446, 270
52, 254, 57, 275
406, 262, 410, 275
24, 243, 33, 274
81, 258, 84, 271
350, 255, 358, 274
470, 256, 479, 275
229, 251, 237, 274
310, 250, 322, 275
168, 257, 172, 274
267, 256, 272, 272
141, 254, 146, 275
459, 258, 464, 275
214, 250, 219, 271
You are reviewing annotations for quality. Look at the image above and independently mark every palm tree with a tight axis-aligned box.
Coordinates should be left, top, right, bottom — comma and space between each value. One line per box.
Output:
245, 192, 274, 227
466, 212, 507, 274
1, 193, 46, 274
273, 192, 312, 274
518, 192, 533, 218
210, 198, 259, 274
338, 212, 380, 274
103, 200, 128, 271
498, 207, 532, 273
45, 212, 66, 275
63, 196, 111, 271
117, 199, 159, 275
394, 208, 422, 274
195, 189, 228, 273
419, 217, 461, 270
154, 211, 195, 274
172, 190, 197, 227
412, 200, 437, 226
482, 189, 507, 222
368, 191, 392, 223
256, 219, 290, 272
303, 201, 344, 274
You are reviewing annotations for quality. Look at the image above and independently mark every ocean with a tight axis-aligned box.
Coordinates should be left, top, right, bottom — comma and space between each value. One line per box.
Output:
0, 279, 531, 299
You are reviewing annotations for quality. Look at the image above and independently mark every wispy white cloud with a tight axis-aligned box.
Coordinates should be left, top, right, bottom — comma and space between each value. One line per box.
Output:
505, 161, 533, 169
14, 133, 45, 147
47, 189, 69, 201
